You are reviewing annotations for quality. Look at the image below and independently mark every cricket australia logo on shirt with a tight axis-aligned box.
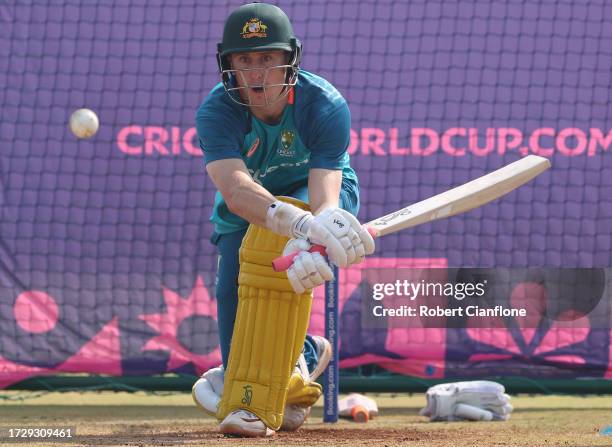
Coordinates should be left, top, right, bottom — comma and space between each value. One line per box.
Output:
278, 129, 296, 157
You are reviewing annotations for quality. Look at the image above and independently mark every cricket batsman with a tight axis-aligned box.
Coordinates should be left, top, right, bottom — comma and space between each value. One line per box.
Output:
192, 2, 375, 437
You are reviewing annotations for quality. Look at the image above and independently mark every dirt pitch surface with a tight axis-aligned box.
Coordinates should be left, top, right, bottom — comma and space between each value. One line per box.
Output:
0, 391, 610, 446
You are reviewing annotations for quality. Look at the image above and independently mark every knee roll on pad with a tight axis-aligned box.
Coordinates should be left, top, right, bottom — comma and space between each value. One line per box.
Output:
217, 197, 314, 430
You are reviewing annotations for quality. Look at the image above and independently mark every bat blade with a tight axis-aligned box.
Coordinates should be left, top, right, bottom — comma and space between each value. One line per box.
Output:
272, 155, 551, 271
367, 155, 550, 237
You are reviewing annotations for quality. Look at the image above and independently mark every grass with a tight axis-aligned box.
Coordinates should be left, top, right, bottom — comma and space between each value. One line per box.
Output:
0, 391, 610, 446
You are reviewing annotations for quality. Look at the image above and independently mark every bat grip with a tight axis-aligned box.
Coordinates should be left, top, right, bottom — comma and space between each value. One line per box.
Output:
272, 226, 377, 272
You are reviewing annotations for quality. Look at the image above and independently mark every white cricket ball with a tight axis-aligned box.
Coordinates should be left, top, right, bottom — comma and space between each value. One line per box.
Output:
69, 108, 99, 139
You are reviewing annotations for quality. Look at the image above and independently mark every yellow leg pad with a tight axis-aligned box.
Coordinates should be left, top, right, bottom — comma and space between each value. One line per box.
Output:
286, 371, 322, 407
217, 197, 314, 430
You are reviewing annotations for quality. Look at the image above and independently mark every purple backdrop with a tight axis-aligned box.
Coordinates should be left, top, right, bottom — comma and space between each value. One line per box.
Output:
1, 1, 611, 386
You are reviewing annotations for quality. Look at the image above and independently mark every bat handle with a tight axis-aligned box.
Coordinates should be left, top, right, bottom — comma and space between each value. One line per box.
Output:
272, 226, 377, 272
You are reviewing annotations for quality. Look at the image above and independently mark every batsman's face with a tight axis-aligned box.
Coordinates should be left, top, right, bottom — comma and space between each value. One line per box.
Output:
229, 50, 289, 107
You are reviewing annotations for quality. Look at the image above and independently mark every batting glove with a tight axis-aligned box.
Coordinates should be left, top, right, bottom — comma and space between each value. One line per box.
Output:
283, 238, 334, 294
306, 207, 375, 268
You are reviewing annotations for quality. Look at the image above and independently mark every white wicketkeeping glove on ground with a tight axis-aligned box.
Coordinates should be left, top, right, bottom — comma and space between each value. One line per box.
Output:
283, 238, 334, 294
266, 202, 375, 268
419, 380, 513, 422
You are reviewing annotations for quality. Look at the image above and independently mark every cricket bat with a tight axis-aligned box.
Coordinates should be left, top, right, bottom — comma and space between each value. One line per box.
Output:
272, 155, 551, 272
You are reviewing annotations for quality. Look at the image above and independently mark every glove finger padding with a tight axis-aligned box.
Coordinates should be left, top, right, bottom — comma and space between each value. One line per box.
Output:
284, 238, 333, 294
298, 253, 325, 287
338, 209, 375, 256
283, 237, 312, 255
308, 221, 350, 267
307, 208, 375, 268
356, 224, 375, 255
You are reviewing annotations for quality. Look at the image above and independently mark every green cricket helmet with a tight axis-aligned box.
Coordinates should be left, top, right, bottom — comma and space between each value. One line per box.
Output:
217, 2, 302, 106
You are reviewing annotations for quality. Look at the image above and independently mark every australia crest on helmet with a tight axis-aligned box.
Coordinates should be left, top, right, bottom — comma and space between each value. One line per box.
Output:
242, 18, 268, 39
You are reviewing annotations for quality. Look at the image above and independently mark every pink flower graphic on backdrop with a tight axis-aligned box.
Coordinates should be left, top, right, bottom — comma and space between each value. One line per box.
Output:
139, 276, 221, 374
308, 257, 449, 378
467, 282, 590, 366
0, 297, 122, 389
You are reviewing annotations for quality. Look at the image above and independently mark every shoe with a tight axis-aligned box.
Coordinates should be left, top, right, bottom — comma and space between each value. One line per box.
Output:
309, 335, 332, 381
219, 409, 275, 437
281, 404, 311, 431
